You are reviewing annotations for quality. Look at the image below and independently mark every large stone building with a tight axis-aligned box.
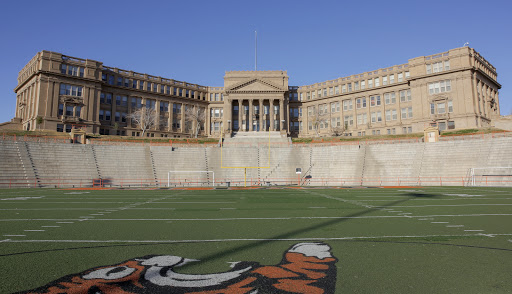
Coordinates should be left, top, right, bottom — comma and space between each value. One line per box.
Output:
7, 46, 501, 138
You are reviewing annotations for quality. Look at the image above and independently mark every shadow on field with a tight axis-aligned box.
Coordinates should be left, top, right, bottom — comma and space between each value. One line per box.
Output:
1, 191, 443, 261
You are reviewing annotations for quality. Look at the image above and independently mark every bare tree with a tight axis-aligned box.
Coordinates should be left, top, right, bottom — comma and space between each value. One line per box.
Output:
127, 107, 158, 137
308, 106, 330, 137
185, 106, 206, 138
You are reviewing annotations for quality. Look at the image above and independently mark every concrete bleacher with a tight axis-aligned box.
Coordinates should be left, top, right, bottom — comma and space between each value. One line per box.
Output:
92, 145, 155, 187
0, 141, 33, 187
2, 134, 512, 187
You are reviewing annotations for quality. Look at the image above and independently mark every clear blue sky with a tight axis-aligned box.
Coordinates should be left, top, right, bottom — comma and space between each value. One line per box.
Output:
0, 0, 510, 124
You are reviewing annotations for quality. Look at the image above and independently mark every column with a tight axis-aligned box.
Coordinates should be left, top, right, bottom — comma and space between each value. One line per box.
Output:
269, 99, 275, 131
180, 103, 185, 134
192, 104, 197, 136
279, 99, 284, 131
248, 99, 254, 132
168, 101, 173, 132
259, 99, 263, 132
238, 99, 243, 131
225, 99, 232, 132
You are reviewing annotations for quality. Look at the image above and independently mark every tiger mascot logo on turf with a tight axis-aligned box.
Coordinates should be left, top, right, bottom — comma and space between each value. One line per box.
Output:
19, 242, 337, 294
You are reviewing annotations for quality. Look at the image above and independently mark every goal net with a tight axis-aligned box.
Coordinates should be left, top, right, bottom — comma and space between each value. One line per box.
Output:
467, 167, 512, 187
167, 171, 215, 187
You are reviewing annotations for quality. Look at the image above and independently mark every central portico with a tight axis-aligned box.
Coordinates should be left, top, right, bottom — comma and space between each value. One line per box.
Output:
222, 71, 289, 136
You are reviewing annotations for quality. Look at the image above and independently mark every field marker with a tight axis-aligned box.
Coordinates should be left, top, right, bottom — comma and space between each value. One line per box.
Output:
220, 208, 236, 210
3, 235, 25, 237
464, 230, 484, 232
56, 222, 74, 224
24, 230, 45, 232
431, 222, 449, 224
446, 225, 465, 227
5, 234, 512, 243
41, 226, 60, 228
309, 207, 327, 209
379, 204, 512, 208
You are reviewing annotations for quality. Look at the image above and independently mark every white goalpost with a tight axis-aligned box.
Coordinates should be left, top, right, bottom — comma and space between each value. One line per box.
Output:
167, 171, 215, 187
467, 167, 512, 187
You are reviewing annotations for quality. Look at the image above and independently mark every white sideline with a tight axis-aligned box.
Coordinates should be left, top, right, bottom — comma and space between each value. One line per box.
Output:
3, 234, 512, 243
1, 214, 511, 222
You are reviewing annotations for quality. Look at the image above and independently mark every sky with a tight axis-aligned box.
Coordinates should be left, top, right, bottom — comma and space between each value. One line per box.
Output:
0, 0, 511, 123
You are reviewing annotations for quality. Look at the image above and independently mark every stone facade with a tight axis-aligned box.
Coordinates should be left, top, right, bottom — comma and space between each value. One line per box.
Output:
10, 47, 501, 138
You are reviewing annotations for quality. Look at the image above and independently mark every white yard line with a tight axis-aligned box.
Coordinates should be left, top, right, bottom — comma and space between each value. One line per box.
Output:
3, 234, 512, 243
0, 214, 511, 222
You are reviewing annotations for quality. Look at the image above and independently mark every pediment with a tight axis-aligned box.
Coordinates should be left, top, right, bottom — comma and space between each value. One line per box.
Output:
226, 79, 285, 93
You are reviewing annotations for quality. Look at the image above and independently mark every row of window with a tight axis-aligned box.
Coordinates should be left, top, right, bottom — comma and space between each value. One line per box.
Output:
209, 93, 224, 102
428, 80, 451, 95
430, 101, 453, 114
61, 64, 84, 77
302, 72, 410, 100
58, 104, 81, 117
426, 60, 450, 74
59, 84, 83, 97
232, 105, 280, 116
101, 74, 205, 100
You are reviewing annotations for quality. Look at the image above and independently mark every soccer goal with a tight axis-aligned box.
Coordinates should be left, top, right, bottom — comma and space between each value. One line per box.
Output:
467, 167, 512, 187
167, 171, 215, 187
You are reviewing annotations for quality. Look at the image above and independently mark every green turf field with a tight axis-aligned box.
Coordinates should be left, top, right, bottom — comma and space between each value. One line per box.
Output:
1, 187, 511, 293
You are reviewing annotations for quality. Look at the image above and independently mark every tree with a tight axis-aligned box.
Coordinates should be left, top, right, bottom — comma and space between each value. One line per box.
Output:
185, 106, 206, 138
308, 106, 330, 137
127, 107, 158, 137
36, 116, 43, 133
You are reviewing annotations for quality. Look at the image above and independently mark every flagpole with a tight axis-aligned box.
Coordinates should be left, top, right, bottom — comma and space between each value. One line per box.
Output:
255, 31, 257, 71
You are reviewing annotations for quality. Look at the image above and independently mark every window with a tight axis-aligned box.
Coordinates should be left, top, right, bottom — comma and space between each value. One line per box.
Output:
438, 121, 446, 131
329, 87, 333, 95
361, 80, 366, 89
357, 113, 368, 125
160, 102, 169, 112
131, 97, 142, 108
372, 130, 381, 135
354, 81, 360, 90
430, 103, 435, 115
344, 115, 354, 126
58, 104, 64, 116
117, 77, 122, 86
324, 88, 328, 96
59, 84, 83, 97
370, 95, 381, 107
448, 121, 455, 129
76, 106, 81, 118
400, 90, 412, 102
318, 89, 322, 98
312, 91, 316, 99
108, 75, 114, 85
342, 85, 347, 93
428, 80, 451, 94
124, 79, 130, 87
368, 79, 373, 88
65, 125, 72, 133
389, 75, 395, 84
371, 111, 382, 123
384, 92, 396, 105
405, 71, 410, 78
347, 83, 352, 92
102, 73, 107, 82
382, 76, 388, 85
105, 111, 111, 121
308, 106, 315, 116
173, 103, 181, 114
61, 64, 84, 77
343, 100, 353, 111
139, 80, 144, 90
65, 105, 73, 116
401, 107, 413, 119
356, 97, 367, 109
145, 99, 155, 109
374, 77, 380, 87
121, 112, 127, 123
116, 95, 121, 105
132, 80, 138, 89
398, 73, 403, 82
57, 124, 64, 132
115, 112, 120, 122
335, 86, 339, 94
427, 60, 450, 74
385, 109, 397, 121
166, 86, 171, 95
448, 100, 453, 113
147, 83, 152, 92
437, 102, 446, 114
99, 109, 104, 120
